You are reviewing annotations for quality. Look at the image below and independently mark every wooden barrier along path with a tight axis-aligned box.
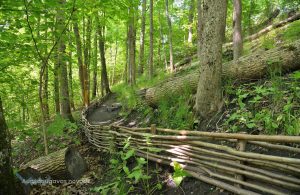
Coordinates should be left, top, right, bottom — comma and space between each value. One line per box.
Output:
81, 98, 300, 195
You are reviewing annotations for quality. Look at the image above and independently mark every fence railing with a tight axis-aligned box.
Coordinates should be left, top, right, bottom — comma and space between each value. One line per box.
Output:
81, 99, 300, 195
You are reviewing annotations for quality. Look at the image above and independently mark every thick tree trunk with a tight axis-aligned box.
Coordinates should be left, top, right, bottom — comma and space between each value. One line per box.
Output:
195, 0, 227, 120
0, 98, 15, 195
149, 0, 154, 78
57, 0, 73, 121
166, 0, 174, 72
141, 40, 300, 106
188, 0, 195, 44
138, 0, 146, 75
233, 0, 243, 60
18, 147, 87, 181
98, 23, 111, 94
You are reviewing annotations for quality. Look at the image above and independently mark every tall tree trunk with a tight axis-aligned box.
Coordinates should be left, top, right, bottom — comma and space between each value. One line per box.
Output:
128, 6, 136, 85
149, 0, 154, 78
41, 18, 50, 120
188, 0, 195, 44
54, 50, 60, 113
57, 0, 73, 121
197, 0, 203, 59
124, 24, 129, 83
73, 17, 86, 107
68, 28, 75, 111
166, 0, 174, 72
159, 10, 168, 70
83, 17, 91, 106
0, 98, 15, 195
248, 0, 254, 35
195, 0, 227, 122
111, 39, 118, 85
98, 19, 111, 94
138, 0, 146, 75
233, 0, 243, 60
92, 31, 98, 99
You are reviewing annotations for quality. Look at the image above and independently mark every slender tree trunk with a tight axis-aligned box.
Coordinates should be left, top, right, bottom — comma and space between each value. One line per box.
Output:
149, 0, 154, 78
138, 0, 146, 75
73, 17, 86, 106
92, 31, 98, 99
188, 0, 195, 44
98, 20, 111, 94
41, 19, 50, 120
83, 17, 91, 105
124, 24, 129, 83
0, 98, 15, 195
195, 0, 227, 123
233, 0, 243, 60
248, 0, 254, 35
159, 10, 168, 71
128, 6, 136, 85
165, 0, 174, 72
68, 28, 75, 110
57, 0, 73, 121
111, 39, 118, 85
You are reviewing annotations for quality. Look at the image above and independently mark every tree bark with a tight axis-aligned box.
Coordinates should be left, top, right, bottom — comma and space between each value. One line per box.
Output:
195, 0, 227, 121
141, 40, 300, 106
73, 16, 87, 107
188, 0, 195, 44
128, 6, 136, 85
68, 30, 75, 111
83, 17, 91, 106
57, 0, 73, 121
166, 0, 174, 72
98, 20, 111, 95
0, 98, 15, 195
233, 0, 243, 60
92, 30, 98, 99
149, 0, 154, 78
138, 0, 146, 75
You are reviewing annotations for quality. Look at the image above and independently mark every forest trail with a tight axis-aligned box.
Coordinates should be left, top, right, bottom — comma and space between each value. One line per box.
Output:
86, 93, 122, 125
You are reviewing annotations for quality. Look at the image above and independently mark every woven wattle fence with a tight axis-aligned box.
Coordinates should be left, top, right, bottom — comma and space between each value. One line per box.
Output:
81, 99, 300, 195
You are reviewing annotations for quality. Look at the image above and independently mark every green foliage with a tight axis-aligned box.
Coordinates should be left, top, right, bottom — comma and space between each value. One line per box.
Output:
47, 115, 77, 136
92, 137, 162, 195
282, 20, 300, 42
155, 85, 194, 129
224, 72, 300, 135
172, 161, 189, 187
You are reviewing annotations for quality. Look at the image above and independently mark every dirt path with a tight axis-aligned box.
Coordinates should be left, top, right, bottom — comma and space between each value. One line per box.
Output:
86, 93, 122, 125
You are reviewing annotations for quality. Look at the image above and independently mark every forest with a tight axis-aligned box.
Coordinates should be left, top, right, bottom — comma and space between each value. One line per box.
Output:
1, 0, 300, 194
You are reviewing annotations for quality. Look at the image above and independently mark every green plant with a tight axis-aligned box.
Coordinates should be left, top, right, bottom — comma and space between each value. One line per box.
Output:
47, 115, 77, 136
171, 161, 189, 187
92, 137, 162, 195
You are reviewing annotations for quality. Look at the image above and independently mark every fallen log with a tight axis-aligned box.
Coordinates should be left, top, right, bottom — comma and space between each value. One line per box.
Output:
140, 39, 300, 106
18, 147, 87, 181
224, 12, 300, 48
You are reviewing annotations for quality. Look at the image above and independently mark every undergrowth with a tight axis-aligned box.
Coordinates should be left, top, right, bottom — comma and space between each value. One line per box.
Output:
223, 71, 300, 135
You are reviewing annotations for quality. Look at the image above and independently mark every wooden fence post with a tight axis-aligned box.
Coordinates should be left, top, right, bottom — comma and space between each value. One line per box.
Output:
150, 124, 159, 169
235, 139, 247, 188
151, 124, 157, 134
